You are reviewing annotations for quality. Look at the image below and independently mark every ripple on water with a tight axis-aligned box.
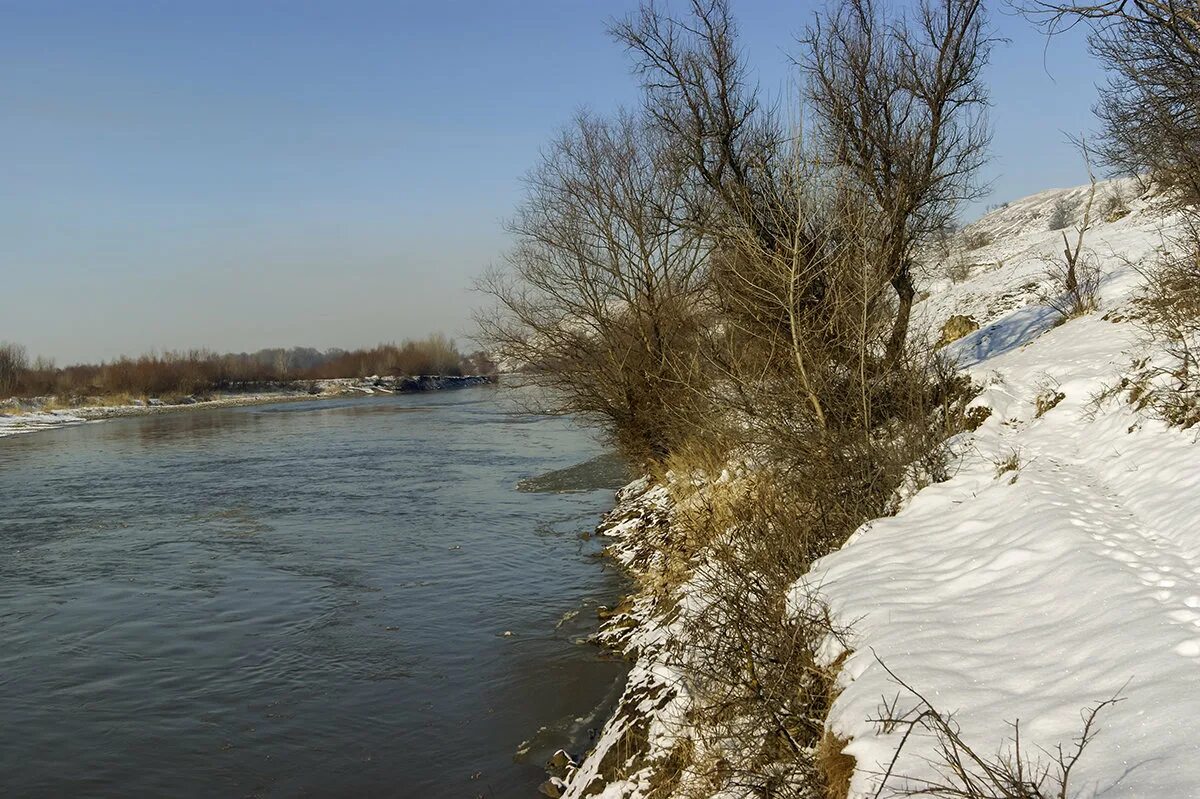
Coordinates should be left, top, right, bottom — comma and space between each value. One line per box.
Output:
0, 389, 629, 797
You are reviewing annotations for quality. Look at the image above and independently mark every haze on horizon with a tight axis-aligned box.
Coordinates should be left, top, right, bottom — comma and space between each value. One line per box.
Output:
1, 0, 1102, 365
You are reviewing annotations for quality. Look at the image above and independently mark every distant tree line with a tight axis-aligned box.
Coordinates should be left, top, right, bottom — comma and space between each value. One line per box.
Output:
0, 335, 496, 400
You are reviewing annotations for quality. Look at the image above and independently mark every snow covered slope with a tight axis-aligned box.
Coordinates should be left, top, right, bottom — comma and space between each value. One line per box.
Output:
804, 181, 1200, 797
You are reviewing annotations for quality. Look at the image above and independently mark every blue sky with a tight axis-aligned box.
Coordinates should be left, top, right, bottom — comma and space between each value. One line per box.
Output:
1, 0, 1100, 363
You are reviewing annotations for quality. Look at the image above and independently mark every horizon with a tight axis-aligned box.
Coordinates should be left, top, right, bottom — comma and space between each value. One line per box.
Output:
2, 0, 1102, 364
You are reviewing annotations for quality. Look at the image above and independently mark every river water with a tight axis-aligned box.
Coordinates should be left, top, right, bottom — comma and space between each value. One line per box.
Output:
0, 387, 629, 797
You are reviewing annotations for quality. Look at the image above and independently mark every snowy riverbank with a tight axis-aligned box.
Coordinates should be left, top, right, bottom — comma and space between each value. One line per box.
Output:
807, 182, 1200, 797
555, 180, 1200, 798
0, 375, 494, 438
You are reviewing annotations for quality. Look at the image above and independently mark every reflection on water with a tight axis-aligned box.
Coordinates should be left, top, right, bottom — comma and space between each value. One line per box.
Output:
0, 387, 627, 798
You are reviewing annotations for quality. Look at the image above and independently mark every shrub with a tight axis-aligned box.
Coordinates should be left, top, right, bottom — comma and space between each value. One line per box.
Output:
1047, 196, 1075, 231
962, 230, 993, 251
945, 255, 973, 283
1113, 223, 1200, 427
1101, 187, 1129, 222
1044, 172, 1101, 319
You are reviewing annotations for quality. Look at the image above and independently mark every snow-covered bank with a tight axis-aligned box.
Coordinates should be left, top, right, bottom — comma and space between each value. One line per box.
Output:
0, 375, 494, 439
559, 180, 1200, 798
552, 477, 686, 799
803, 183, 1200, 796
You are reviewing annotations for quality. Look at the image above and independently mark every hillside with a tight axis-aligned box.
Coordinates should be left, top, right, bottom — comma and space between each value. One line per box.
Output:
557, 180, 1200, 798
811, 180, 1200, 796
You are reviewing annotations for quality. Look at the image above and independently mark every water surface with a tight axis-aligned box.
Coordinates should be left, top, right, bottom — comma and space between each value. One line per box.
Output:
0, 388, 627, 797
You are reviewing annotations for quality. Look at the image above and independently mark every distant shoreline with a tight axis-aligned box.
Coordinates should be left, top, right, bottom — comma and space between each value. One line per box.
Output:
0, 374, 496, 438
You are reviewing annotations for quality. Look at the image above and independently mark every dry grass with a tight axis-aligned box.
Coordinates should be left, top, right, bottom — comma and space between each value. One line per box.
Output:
963, 405, 993, 431
1034, 380, 1066, 418
645, 738, 695, 799
1096, 226, 1200, 428
816, 654, 856, 799
869, 659, 1123, 798
992, 448, 1022, 480
962, 230, 993, 251
816, 730, 855, 799
937, 315, 979, 348
945, 256, 974, 283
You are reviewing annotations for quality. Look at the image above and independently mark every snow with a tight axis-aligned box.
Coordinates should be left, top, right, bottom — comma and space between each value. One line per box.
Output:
0, 410, 87, 438
802, 180, 1200, 796
551, 179, 1198, 799
562, 480, 699, 799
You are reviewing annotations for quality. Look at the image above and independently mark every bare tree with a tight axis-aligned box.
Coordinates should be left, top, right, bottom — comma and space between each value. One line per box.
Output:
0, 342, 28, 396
1022, 0, 1200, 210
506, 6, 987, 794
475, 110, 712, 465
608, 0, 894, 425
1044, 151, 1101, 317
1022, 0, 1200, 56
800, 0, 995, 364
610, 0, 786, 253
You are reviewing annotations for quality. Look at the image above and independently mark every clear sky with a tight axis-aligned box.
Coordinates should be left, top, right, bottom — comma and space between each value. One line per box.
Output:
1, 0, 1100, 364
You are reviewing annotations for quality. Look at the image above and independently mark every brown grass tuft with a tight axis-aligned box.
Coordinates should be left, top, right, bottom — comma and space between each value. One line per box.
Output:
816, 730, 855, 799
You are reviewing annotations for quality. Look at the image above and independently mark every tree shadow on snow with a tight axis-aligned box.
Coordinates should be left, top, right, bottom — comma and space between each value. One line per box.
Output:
949, 303, 1061, 368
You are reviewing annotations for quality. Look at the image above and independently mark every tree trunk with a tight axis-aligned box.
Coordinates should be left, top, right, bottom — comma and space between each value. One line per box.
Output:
885, 263, 915, 366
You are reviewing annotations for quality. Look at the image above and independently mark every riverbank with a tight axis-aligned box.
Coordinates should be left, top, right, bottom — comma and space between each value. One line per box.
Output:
544, 477, 684, 799
0, 374, 494, 438
548, 181, 1200, 798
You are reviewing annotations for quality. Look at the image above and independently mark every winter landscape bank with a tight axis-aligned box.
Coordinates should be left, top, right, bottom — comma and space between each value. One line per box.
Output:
0, 374, 494, 438
545, 182, 1200, 798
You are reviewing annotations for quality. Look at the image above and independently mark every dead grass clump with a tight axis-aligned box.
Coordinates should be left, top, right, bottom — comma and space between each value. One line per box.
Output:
645, 737, 695, 799
936, 315, 979, 348
816, 730, 855, 799
945, 255, 973, 283
962, 230, 993, 251
963, 405, 992, 431
1034, 386, 1066, 417
992, 448, 1022, 481
1106, 225, 1200, 427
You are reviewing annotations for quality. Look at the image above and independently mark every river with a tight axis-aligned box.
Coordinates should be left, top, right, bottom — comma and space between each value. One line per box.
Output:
0, 387, 629, 797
